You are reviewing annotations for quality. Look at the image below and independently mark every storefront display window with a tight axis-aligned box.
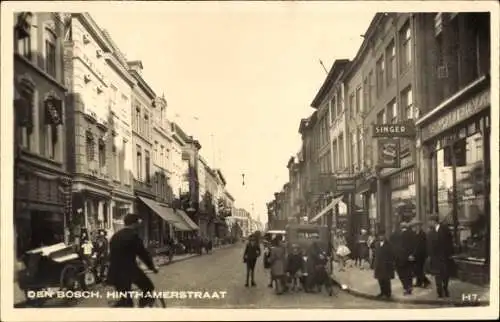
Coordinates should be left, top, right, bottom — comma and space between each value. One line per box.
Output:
433, 115, 489, 259
390, 167, 416, 231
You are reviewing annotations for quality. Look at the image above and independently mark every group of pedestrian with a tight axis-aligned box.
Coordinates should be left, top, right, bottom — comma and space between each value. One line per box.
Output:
245, 235, 332, 295
77, 228, 109, 283
372, 214, 454, 299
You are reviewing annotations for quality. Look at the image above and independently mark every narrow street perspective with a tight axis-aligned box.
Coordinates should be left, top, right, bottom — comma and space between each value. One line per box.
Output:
3, 2, 496, 320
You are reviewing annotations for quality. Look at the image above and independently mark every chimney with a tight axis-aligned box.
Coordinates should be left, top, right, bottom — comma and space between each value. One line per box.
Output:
127, 60, 143, 75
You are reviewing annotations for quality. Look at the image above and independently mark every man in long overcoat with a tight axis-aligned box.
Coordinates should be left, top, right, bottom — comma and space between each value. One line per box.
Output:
410, 219, 431, 288
426, 214, 454, 298
391, 221, 416, 295
373, 230, 395, 299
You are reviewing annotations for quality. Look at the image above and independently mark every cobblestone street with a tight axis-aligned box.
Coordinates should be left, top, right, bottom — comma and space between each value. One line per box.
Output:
30, 243, 440, 309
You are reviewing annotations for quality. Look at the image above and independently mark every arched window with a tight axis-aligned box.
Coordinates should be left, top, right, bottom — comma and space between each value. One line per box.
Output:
43, 94, 62, 160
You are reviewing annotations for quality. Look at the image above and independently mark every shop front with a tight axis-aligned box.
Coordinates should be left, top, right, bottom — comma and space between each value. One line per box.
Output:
137, 196, 191, 252
355, 174, 377, 234
15, 163, 72, 258
71, 185, 113, 242
389, 166, 417, 232
417, 79, 490, 285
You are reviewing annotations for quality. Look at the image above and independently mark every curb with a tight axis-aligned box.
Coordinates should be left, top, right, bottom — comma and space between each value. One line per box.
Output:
332, 277, 490, 307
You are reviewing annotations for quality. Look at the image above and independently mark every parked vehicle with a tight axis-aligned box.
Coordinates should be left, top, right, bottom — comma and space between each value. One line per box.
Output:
17, 242, 100, 306
285, 223, 329, 254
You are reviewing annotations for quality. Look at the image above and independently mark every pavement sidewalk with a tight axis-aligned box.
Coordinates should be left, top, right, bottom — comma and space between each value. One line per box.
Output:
14, 242, 237, 307
331, 260, 490, 306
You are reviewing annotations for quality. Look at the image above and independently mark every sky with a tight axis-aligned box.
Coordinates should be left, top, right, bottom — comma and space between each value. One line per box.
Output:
88, 2, 377, 225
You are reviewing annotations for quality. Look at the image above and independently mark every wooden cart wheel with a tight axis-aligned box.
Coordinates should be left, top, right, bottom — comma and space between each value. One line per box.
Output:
60, 264, 80, 291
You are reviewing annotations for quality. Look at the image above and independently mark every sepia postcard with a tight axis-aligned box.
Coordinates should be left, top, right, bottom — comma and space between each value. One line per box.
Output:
1, 1, 498, 321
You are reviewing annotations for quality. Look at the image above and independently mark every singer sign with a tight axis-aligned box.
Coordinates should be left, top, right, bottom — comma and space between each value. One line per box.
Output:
377, 139, 400, 168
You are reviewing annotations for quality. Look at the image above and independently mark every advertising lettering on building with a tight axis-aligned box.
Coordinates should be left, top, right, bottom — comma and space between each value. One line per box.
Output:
377, 139, 400, 168
420, 88, 490, 142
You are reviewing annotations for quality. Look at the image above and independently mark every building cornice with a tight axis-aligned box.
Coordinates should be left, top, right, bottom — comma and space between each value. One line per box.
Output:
74, 13, 112, 52
104, 53, 136, 86
342, 13, 388, 82
130, 70, 156, 100
311, 59, 350, 108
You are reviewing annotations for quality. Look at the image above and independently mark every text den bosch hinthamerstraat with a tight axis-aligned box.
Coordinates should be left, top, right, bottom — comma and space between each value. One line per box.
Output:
27, 289, 228, 301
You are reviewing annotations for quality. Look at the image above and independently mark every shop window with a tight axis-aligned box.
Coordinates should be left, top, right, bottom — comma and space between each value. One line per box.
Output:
434, 128, 488, 258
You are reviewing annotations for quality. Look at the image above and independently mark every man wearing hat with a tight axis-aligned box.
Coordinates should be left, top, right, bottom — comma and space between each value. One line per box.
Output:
107, 213, 158, 307
426, 214, 454, 298
373, 229, 395, 299
410, 219, 430, 288
393, 221, 416, 295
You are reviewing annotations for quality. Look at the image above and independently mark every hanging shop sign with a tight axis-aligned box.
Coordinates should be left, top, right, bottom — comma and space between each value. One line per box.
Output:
377, 138, 401, 168
421, 88, 490, 142
372, 122, 416, 138
334, 176, 357, 193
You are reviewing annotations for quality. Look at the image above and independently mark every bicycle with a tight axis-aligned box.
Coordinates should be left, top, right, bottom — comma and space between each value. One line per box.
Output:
107, 269, 166, 308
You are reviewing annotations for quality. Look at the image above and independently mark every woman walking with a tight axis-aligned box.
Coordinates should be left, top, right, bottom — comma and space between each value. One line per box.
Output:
269, 235, 287, 294
243, 235, 261, 287
335, 233, 350, 271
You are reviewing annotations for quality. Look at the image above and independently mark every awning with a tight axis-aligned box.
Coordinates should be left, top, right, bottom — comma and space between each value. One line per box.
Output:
172, 219, 191, 231
176, 209, 200, 231
310, 196, 344, 223
138, 196, 182, 224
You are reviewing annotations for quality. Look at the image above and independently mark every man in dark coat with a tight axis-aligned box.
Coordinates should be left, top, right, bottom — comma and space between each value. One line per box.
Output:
107, 214, 158, 307
392, 221, 416, 295
426, 214, 454, 298
410, 219, 431, 288
243, 235, 261, 287
373, 230, 395, 299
